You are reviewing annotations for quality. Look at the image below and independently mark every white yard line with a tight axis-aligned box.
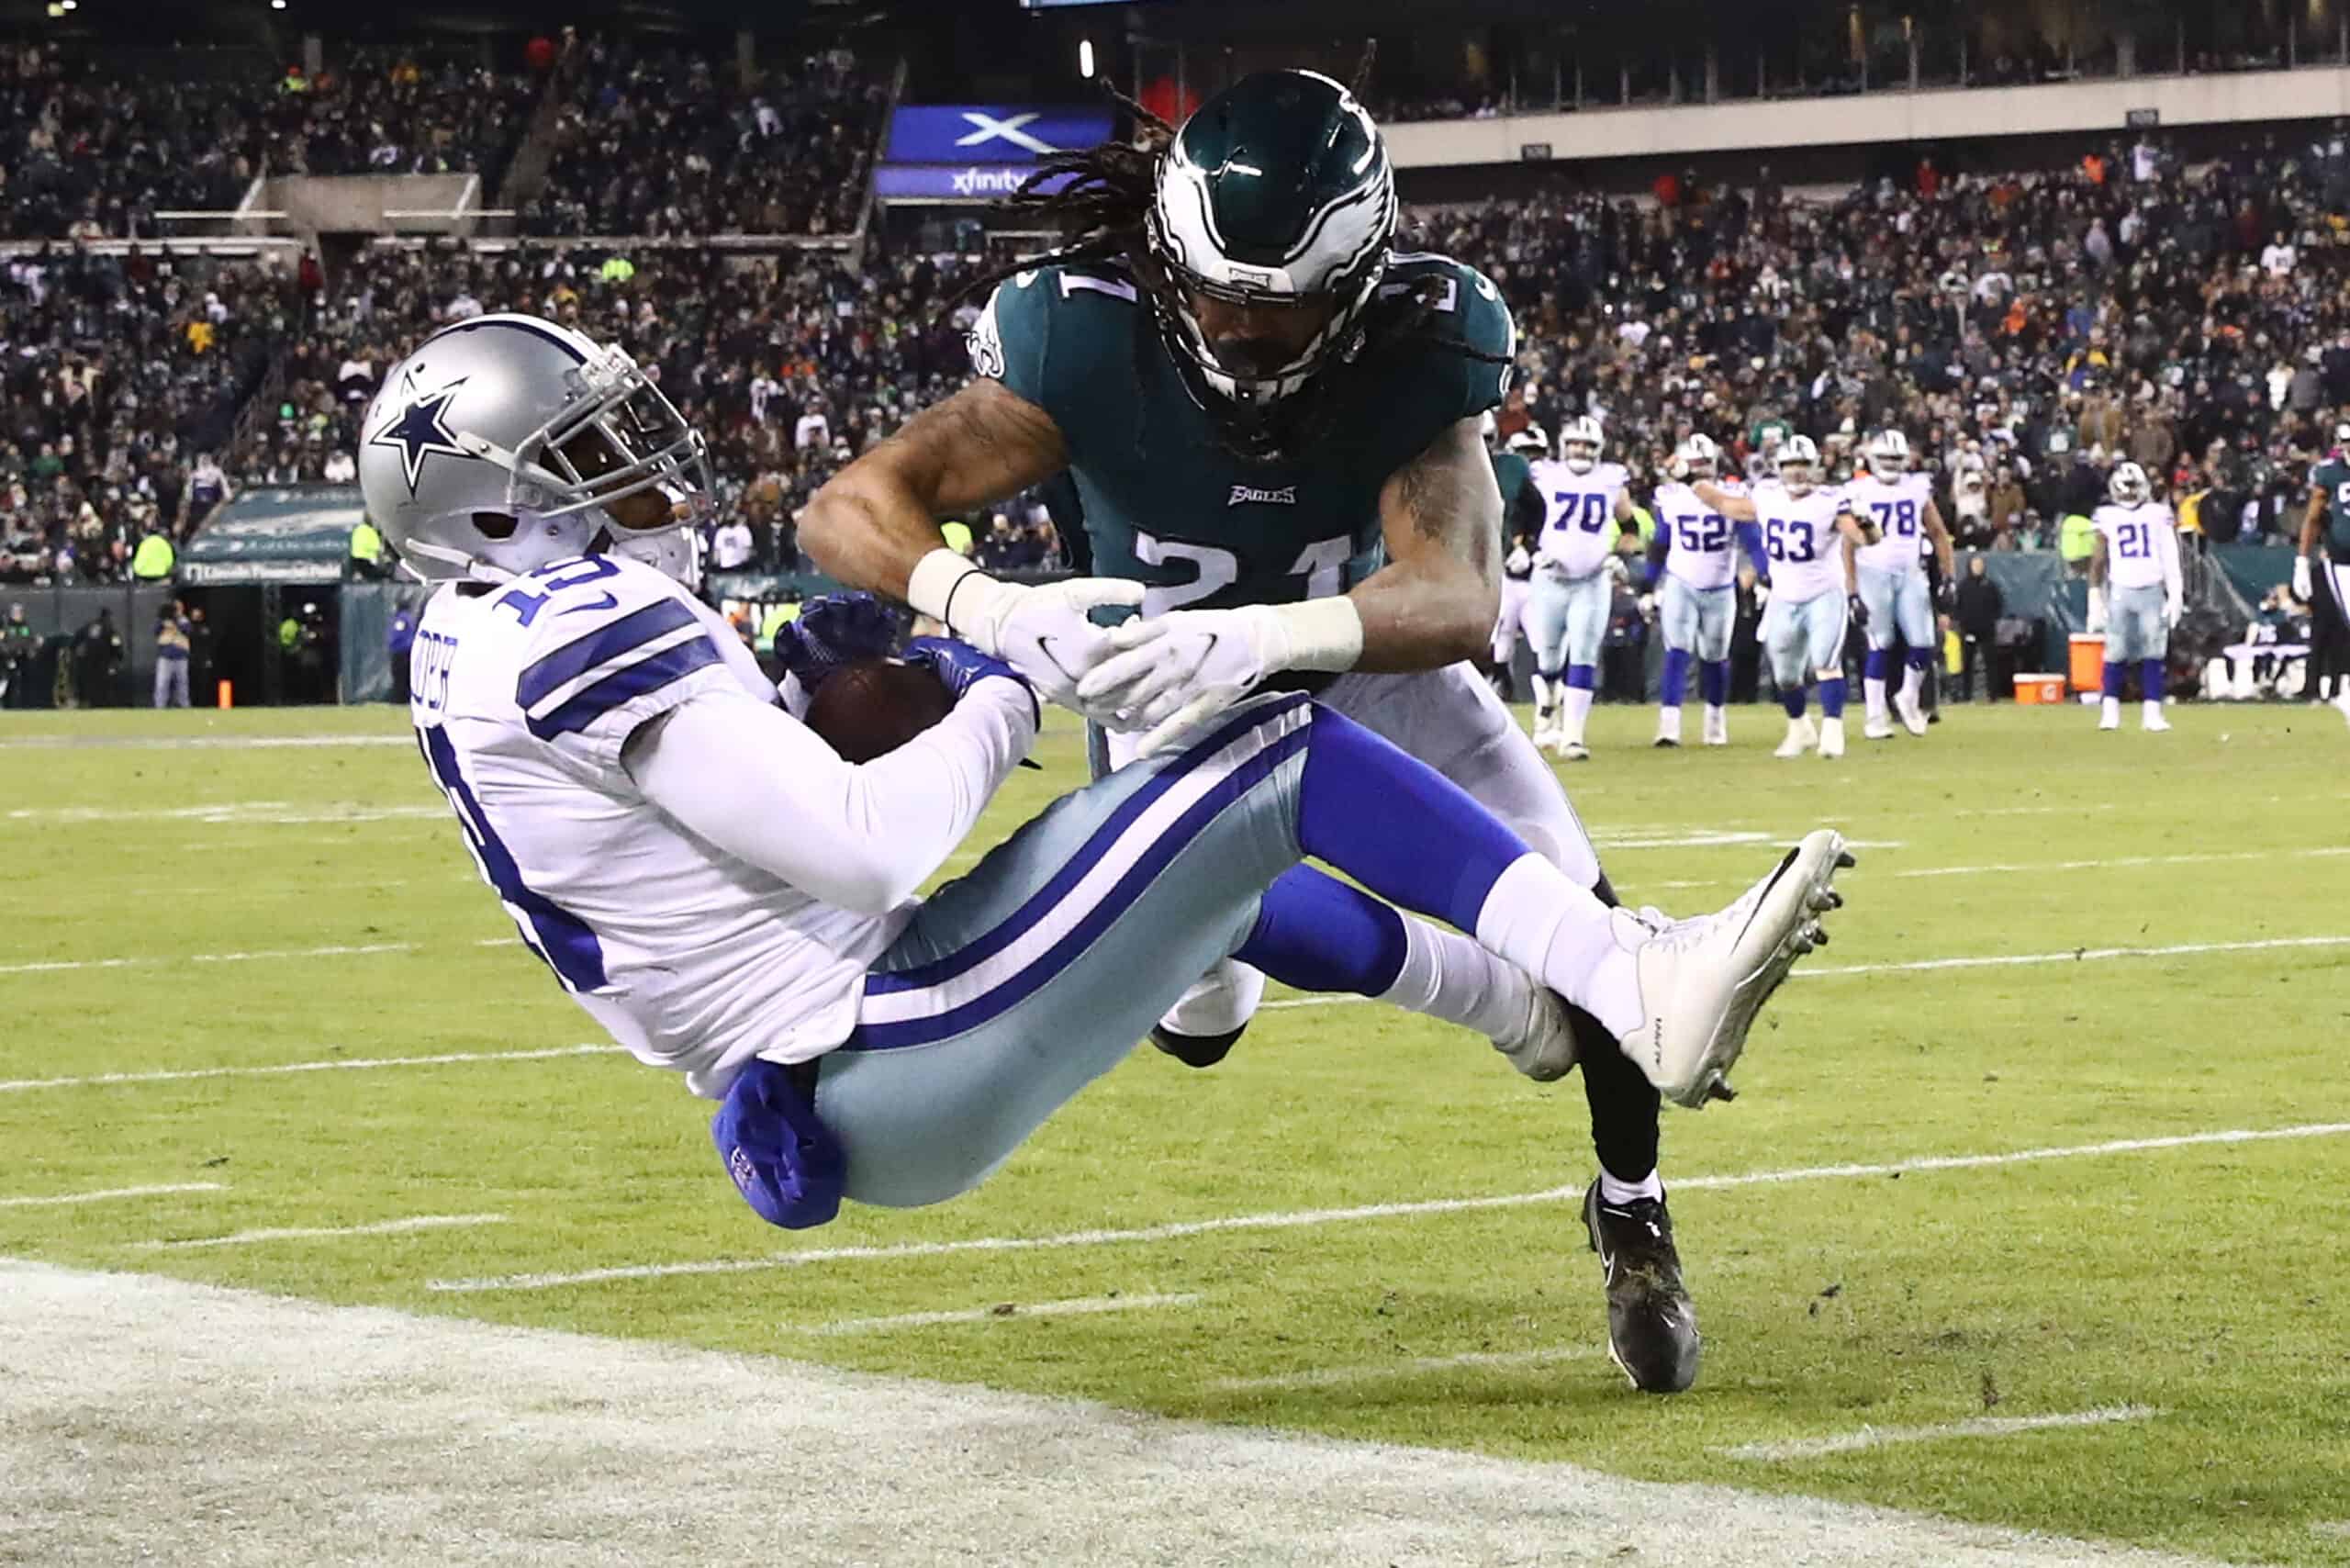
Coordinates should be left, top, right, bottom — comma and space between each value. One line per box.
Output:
0, 1043, 616, 1095
1952, 801, 2117, 819
425, 1120, 2350, 1294
0, 941, 417, 977
4, 801, 443, 824
0, 1182, 225, 1209
800, 1291, 1201, 1336
1720, 1406, 2162, 1462
1799, 933, 2350, 977
1891, 846, 2350, 879
130, 1214, 507, 1251
0, 1262, 2231, 1568
0, 734, 413, 751
1212, 1346, 1598, 1392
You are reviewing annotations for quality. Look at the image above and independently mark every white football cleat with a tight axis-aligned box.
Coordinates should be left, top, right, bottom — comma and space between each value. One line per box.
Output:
1863, 714, 1897, 741
1774, 716, 1818, 758
1818, 716, 1846, 758
1653, 708, 1683, 747
1702, 706, 1729, 746
1532, 719, 1559, 749
1491, 988, 1576, 1081
1615, 830, 1854, 1109
1561, 738, 1592, 762
1896, 691, 1929, 735
2098, 699, 2121, 731
2142, 707, 2172, 733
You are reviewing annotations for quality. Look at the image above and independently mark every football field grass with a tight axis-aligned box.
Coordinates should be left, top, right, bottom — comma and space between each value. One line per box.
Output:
4, 698, 2345, 1564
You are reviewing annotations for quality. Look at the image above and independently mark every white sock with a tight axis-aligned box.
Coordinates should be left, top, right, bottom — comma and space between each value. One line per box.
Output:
1597, 1167, 1665, 1205
1561, 682, 1595, 744
1472, 853, 1642, 1039
1531, 674, 1557, 723
2143, 699, 2163, 723
1898, 665, 1923, 710
2101, 696, 2121, 724
1706, 703, 1726, 729
1863, 677, 1887, 719
1379, 913, 1540, 1043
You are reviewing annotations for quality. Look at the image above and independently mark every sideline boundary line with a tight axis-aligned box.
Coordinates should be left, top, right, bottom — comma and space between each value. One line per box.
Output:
0, 1182, 225, 1209
1720, 1406, 2162, 1462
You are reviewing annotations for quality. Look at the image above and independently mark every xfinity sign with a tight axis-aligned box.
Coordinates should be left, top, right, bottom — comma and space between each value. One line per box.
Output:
885, 106, 1113, 166
873, 165, 1080, 203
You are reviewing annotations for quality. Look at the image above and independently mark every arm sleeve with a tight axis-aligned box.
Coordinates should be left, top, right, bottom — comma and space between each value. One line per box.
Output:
1736, 521, 1772, 578
625, 681, 1037, 916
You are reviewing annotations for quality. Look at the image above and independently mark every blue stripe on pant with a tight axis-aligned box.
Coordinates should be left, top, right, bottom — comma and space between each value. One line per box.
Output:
1856, 566, 1934, 650
2105, 582, 2169, 663
1659, 576, 1733, 661
1525, 569, 1609, 671
815, 695, 1314, 1208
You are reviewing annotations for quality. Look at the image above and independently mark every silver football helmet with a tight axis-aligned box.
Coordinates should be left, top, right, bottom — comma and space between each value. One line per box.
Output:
358, 313, 711, 583
1779, 433, 1822, 495
2108, 460, 2151, 506
1865, 428, 1911, 475
1505, 422, 1550, 458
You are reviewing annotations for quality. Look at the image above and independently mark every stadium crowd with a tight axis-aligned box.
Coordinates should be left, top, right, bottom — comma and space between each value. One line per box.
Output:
521, 39, 890, 241
2, 42, 544, 242
9, 70, 2350, 599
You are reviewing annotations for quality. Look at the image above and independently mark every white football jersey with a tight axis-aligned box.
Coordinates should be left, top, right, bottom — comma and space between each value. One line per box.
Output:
1530, 459, 1629, 577
411, 554, 905, 1096
1752, 483, 1849, 602
1843, 473, 1935, 577
2092, 500, 2179, 590
1652, 480, 1738, 590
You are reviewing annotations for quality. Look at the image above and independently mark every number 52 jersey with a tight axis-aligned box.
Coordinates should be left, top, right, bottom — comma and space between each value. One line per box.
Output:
409, 553, 905, 1096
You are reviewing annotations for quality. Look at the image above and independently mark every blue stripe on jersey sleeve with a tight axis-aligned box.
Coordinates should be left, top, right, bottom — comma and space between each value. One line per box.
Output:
524, 635, 722, 740
516, 599, 699, 711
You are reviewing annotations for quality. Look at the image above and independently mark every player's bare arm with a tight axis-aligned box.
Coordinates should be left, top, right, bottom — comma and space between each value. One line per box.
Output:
1923, 500, 1956, 577
799, 379, 1141, 711
1353, 414, 1505, 672
1836, 515, 1869, 594
800, 378, 1067, 598
2299, 484, 2327, 601
1693, 480, 1757, 521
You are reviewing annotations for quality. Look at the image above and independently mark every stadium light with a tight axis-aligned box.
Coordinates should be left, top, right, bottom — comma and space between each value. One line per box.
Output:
1079, 39, 1095, 79
60, 0, 76, 10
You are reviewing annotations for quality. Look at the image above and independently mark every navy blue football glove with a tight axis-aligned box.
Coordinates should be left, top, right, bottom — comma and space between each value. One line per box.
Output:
1848, 592, 1869, 631
711, 1057, 845, 1231
903, 634, 1039, 727
773, 592, 899, 695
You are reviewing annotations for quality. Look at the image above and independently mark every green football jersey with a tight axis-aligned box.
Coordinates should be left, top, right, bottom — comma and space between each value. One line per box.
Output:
2312, 458, 2350, 555
970, 252, 1516, 615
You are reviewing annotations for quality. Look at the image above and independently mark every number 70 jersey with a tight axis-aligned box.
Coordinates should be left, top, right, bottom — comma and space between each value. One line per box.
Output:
1529, 459, 1631, 577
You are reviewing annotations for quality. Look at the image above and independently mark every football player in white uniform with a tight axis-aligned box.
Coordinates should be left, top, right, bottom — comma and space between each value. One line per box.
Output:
1646, 433, 1742, 747
1526, 415, 1638, 759
1841, 430, 1955, 738
364, 312, 1851, 1273
1697, 436, 1870, 758
2087, 461, 2183, 732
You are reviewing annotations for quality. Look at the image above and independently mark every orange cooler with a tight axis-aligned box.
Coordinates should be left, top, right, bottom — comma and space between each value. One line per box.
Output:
2067, 633, 2105, 693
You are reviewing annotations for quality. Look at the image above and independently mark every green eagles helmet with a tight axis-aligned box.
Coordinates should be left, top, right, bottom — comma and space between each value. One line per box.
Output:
1144, 69, 1397, 454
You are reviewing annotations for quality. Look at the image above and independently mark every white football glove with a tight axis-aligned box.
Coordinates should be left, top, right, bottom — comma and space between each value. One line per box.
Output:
1077, 604, 1289, 754
2293, 554, 2315, 602
2086, 585, 2109, 633
2165, 595, 2184, 629
1078, 598, 1364, 755
907, 552, 1143, 718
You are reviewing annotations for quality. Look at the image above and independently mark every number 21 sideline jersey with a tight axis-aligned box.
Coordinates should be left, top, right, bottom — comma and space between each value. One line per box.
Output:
969, 254, 1516, 614
412, 554, 906, 1097
1841, 473, 1934, 577
2091, 500, 2179, 589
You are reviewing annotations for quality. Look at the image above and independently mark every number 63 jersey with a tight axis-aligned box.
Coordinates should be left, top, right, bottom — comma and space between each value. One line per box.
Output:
408, 553, 903, 1095
968, 252, 1515, 619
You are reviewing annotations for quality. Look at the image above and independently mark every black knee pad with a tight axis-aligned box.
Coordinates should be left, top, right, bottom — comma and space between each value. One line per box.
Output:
1149, 1022, 1248, 1069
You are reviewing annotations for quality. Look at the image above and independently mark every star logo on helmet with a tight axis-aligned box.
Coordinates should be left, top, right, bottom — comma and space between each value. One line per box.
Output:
369, 370, 473, 497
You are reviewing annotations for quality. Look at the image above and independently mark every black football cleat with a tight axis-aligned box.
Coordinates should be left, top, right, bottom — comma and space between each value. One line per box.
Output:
1583, 1179, 1702, 1394
1149, 1022, 1246, 1069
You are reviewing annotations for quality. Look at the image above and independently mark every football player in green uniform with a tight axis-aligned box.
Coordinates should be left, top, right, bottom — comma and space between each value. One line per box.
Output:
2298, 423, 2350, 730
803, 69, 1846, 1392
1487, 419, 1548, 701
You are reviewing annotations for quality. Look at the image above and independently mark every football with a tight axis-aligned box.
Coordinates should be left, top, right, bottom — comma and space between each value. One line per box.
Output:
802, 657, 955, 762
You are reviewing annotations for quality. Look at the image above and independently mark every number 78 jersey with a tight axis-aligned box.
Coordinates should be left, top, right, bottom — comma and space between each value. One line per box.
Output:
1842, 474, 1933, 577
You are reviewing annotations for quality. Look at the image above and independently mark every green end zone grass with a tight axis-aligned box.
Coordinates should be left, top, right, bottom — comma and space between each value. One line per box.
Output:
4, 700, 2344, 1564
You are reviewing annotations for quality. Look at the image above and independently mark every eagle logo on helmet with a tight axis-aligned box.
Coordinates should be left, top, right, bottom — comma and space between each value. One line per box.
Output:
368, 367, 475, 498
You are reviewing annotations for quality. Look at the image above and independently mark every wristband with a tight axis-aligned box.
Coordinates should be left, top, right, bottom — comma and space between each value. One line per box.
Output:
907, 547, 988, 630
1268, 596, 1367, 674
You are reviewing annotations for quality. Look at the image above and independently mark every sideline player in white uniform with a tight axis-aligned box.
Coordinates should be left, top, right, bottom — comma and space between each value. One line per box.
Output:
1698, 436, 1869, 758
361, 311, 1849, 1258
1841, 430, 1954, 738
1526, 415, 1637, 759
2087, 461, 2183, 732
1646, 432, 1740, 747
1490, 423, 1548, 699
